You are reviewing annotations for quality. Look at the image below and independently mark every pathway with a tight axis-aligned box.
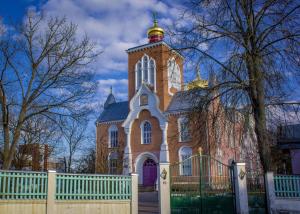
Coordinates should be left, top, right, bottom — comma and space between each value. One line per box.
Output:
138, 191, 159, 214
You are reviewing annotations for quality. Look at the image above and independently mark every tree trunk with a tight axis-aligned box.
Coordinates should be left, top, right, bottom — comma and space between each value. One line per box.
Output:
246, 55, 272, 172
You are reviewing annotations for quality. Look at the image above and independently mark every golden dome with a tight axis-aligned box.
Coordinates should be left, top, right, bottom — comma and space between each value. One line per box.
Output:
187, 69, 208, 90
147, 13, 164, 43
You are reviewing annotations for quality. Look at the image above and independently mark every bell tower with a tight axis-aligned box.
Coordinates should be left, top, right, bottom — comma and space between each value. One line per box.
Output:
126, 15, 184, 111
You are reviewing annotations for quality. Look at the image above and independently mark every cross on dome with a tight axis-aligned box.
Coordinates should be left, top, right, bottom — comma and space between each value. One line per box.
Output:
147, 12, 164, 43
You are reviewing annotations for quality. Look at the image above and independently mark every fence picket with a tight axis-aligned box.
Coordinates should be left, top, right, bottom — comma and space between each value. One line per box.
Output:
274, 175, 300, 198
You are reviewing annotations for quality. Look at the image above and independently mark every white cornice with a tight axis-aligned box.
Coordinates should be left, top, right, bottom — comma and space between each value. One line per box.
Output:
96, 120, 125, 126
126, 41, 184, 59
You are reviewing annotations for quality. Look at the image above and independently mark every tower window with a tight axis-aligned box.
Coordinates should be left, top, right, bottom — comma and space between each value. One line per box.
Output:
108, 125, 118, 148
141, 121, 152, 144
168, 58, 181, 95
135, 55, 156, 90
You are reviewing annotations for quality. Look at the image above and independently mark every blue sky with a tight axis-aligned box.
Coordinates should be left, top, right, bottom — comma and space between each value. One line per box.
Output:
1, 0, 299, 108
1, 0, 187, 107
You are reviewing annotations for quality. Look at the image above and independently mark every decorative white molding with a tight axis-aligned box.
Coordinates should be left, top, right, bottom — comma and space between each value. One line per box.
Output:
122, 83, 167, 130
134, 152, 159, 184
96, 119, 125, 126
126, 41, 184, 59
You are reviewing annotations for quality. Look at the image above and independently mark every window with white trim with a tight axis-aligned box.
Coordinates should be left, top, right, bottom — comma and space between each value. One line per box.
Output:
108, 125, 118, 148
135, 55, 156, 90
179, 147, 192, 176
141, 121, 152, 144
178, 117, 190, 142
216, 148, 223, 176
168, 58, 181, 94
108, 152, 118, 174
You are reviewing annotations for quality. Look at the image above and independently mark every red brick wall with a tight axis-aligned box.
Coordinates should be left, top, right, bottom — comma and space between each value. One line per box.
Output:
127, 43, 183, 111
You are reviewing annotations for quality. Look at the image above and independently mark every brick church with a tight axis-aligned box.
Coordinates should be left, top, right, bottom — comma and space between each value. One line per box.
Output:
95, 17, 250, 186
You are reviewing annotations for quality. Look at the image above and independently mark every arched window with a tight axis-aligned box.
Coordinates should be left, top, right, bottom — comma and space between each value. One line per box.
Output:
149, 59, 155, 85
168, 58, 181, 95
108, 152, 118, 174
216, 148, 223, 176
141, 121, 152, 144
178, 117, 190, 142
135, 55, 156, 90
179, 147, 192, 176
108, 125, 118, 148
143, 56, 148, 82
136, 61, 142, 89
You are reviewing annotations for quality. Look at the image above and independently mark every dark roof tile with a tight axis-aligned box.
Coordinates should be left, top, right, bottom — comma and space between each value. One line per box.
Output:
97, 101, 129, 123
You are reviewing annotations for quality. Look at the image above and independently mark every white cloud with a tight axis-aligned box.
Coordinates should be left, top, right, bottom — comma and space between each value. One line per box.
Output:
41, 0, 174, 75
97, 78, 128, 103
38, 0, 181, 106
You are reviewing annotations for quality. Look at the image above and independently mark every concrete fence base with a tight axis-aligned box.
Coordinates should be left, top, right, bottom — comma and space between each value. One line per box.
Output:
0, 170, 138, 214
265, 172, 300, 214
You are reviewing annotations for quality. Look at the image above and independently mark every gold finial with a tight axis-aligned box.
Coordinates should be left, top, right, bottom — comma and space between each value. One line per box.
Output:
198, 147, 203, 155
153, 12, 158, 26
147, 12, 164, 43
186, 65, 209, 90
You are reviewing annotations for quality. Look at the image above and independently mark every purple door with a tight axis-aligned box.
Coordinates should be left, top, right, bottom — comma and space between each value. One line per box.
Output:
143, 159, 157, 186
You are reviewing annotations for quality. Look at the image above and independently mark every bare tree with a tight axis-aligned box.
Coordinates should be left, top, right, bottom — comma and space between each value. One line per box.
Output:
171, 0, 300, 171
59, 118, 88, 173
12, 116, 60, 170
0, 11, 99, 169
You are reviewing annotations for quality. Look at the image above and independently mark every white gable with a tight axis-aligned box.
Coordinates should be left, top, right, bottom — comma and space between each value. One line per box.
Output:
122, 83, 167, 130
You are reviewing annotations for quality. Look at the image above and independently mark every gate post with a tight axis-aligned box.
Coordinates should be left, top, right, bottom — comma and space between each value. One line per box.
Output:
131, 173, 138, 214
233, 162, 249, 214
47, 170, 56, 214
159, 162, 170, 214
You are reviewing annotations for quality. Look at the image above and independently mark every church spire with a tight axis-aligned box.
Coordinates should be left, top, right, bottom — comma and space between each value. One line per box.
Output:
147, 12, 164, 43
104, 86, 116, 109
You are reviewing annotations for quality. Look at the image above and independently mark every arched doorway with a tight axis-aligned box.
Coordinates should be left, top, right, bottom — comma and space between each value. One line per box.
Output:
143, 159, 157, 186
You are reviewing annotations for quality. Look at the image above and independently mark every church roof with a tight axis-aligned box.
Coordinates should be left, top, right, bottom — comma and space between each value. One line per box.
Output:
97, 101, 129, 123
166, 90, 207, 114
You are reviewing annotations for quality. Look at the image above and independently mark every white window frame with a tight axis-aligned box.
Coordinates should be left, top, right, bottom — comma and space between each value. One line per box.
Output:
167, 58, 181, 95
140, 120, 152, 144
179, 146, 192, 176
108, 125, 118, 148
135, 54, 156, 91
178, 117, 190, 142
216, 148, 223, 176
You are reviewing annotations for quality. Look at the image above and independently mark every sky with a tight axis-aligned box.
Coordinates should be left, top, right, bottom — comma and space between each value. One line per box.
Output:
1, 0, 299, 109
0, 0, 186, 107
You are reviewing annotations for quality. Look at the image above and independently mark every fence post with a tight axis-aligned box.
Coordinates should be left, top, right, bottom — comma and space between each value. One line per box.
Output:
46, 170, 56, 214
131, 173, 138, 214
265, 172, 275, 214
159, 162, 170, 214
233, 162, 249, 214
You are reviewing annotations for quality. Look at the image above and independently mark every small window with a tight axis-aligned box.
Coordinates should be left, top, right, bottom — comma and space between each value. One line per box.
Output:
178, 117, 190, 142
109, 125, 118, 148
216, 148, 223, 176
136, 62, 142, 89
149, 59, 155, 85
143, 56, 148, 82
141, 121, 152, 144
179, 147, 192, 176
108, 152, 118, 174
140, 94, 148, 106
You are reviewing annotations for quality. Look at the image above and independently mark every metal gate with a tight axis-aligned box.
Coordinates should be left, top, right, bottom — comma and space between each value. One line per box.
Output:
170, 154, 235, 214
